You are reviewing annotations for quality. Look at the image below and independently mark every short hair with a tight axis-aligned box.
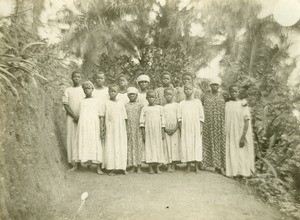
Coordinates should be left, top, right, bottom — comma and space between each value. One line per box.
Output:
117, 74, 129, 81
182, 72, 194, 79
229, 84, 239, 91
164, 87, 174, 94
146, 89, 156, 97
108, 84, 119, 90
82, 81, 94, 89
71, 69, 81, 77
184, 83, 194, 89
161, 71, 171, 79
93, 71, 105, 79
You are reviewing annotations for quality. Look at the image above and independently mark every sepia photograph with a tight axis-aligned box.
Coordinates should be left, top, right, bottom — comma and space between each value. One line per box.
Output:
1, 0, 300, 219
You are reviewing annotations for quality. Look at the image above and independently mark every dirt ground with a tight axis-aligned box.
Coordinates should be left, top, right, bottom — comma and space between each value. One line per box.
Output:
50, 165, 285, 220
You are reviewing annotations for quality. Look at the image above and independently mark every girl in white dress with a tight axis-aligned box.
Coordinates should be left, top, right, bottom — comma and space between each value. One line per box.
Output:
101, 85, 128, 175
225, 85, 255, 177
163, 88, 180, 172
74, 81, 103, 174
116, 74, 130, 104
62, 70, 85, 167
140, 90, 166, 174
178, 83, 204, 173
136, 75, 150, 106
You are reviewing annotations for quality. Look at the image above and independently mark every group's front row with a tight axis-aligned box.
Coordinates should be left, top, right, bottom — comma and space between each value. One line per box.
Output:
63, 72, 255, 177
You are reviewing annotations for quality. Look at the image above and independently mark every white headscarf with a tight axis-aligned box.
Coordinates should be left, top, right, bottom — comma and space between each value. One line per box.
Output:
136, 75, 150, 83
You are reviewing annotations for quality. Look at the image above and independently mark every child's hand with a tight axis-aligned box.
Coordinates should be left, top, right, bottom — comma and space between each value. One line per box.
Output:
100, 129, 105, 139
142, 134, 145, 143
239, 136, 245, 148
73, 116, 79, 123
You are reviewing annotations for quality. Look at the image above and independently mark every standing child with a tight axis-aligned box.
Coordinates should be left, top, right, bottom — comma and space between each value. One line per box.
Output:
62, 70, 85, 168
116, 74, 130, 104
176, 73, 203, 103
140, 90, 166, 174
163, 88, 181, 172
92, 71, 109, 103
74, 81, 103, 174
155, 71, 174, 106
136, 74, 150, 106
125, 87, 144, 173
225, 85, 255, 177
178, 83, 205, 173
101, 85, 128, 175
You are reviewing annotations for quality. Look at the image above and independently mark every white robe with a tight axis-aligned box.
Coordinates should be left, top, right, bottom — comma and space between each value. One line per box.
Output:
62, 86, 85, 163
140, 105, 165, 163
75, 98, 102, 163
225, 100, 255, 177
178, 99, 204, 162
102, 100, 128, 170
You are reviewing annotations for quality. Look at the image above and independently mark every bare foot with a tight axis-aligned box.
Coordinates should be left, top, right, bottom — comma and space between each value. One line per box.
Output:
97, 166, 104, 175
149, 165, 154, 174
195, 168, 200, 174
123, 170, 128, 175
128, 166, 135, 173
167, 166, 173, 173
185, 164, 191, 173
171, 164, 176, 172
108, 171, 115, 176
156, 165, 162, 174
137, 166, 142, 174
68, 163, 78, 172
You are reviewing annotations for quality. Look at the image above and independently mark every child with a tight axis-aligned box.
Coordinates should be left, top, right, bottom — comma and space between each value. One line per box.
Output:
155, 71, 174, 106
92, 71, 109, 103
62, 69, 85, 168
116, 74, 130, 104
178, 83, 204, 173
136, 74, 150, 106
163, 88, 181, 172
100, 84, 128, 175
225, 85, 255, 177
140, 90, 166, 174
176, 73, 202, 103
125, 87, 144, 173
74, 81, 103, 174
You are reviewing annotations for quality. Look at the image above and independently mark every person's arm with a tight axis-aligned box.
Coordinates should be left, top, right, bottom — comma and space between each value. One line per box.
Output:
141, 127, 145, 142
100, 116, 105, 139
63, 104, 76, 118
239, 118, 249, 148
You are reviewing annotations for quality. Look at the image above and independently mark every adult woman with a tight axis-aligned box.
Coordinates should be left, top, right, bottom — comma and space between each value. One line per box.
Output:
225, 85, 255, 177
202, 77, 225, 173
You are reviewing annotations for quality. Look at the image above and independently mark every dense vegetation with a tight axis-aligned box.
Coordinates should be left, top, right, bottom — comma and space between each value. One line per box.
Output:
1, 0, 300, 218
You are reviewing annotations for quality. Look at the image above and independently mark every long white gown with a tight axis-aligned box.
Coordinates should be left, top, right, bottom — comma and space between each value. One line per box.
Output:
163, 102, 181, 163
140, 105, 166, 163
178, 99, 204, 162
102, 100, 128, 170
116, 92, 130, 105
62, 86, 85, 163
225, 100, 255, 177
75, 98, 102, 163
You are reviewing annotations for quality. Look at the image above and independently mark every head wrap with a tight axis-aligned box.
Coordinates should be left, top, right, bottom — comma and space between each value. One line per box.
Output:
209, 77, 222, 85
136, 75, 150, 83
82, 80, 94, 89
127, 87, 138, 94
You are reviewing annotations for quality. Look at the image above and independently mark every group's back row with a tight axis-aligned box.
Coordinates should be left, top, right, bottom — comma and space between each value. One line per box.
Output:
63, 70, 255, 177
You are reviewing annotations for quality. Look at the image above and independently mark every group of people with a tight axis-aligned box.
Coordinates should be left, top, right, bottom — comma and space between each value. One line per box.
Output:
62, 69, 255, 177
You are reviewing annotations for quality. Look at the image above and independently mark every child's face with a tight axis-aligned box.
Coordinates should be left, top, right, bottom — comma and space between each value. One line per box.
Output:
138, 81, 149, 90
229, 87, 239, 99
184, 84, 194, 97
161, 75, 171, 86
128, 93, 138, 102
94, 74, 105, 87
210, 84, 219, 93
182, 75, 192, 85
72, 73, 81, 85
146, 94, 156, 105
108, 86, 118, 99
119, 77, 128, 87
83, 86, 93, 97
164, 90, 174, 103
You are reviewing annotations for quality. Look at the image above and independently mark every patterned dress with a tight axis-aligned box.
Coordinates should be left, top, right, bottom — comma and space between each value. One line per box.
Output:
125, 102, 144, 166
202, 92, 225, 170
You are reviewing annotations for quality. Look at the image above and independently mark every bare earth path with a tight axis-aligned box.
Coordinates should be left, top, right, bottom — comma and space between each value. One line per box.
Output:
53, 166, 284, 220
